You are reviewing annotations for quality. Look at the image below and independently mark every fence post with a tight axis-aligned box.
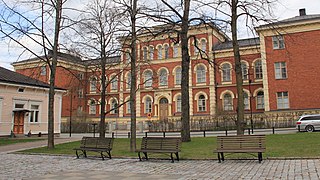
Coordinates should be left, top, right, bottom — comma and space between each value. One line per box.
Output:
112, 132, 114, 138
248, 128, 251, 135
163, 132, 166, 137
225, 130, 228, 136
272, 127, 275, 134
128, 132, 131, 138
203, 130, 206, 137
145, 132, 148, 137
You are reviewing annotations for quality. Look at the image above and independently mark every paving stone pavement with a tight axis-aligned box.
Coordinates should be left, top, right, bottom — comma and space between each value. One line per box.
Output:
1, 153, 320, 180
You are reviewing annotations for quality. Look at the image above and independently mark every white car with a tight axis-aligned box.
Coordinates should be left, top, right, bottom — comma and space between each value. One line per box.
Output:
296, 114, 320, 132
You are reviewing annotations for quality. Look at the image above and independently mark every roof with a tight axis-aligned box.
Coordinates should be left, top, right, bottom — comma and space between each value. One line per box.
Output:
213, 38, 260, 51
257, 14, 320, 29
0, 66, 64, 90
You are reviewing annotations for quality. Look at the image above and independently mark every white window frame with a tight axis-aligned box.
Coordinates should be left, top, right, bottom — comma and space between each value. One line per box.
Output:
126, 72, 131, 90
173, 44, 179, 58
149, 46, 154, 60
275, 62, 287, 79
157, 45, 162, 59
164, 44, 169, 59
40, 66, 46, 75
143, 47, 148, 61
111, 99, 118, 114
256, 91, 264, 109
194, 40, 199, 55
127, 101, 131, 114
244, 92, 250, 110
196, 65, 206, 83
125, 51, 131, 63
198, 95, 206, 112
254, 60, 263, 79
111, 75, 118, 90
222, 63, 231, 82
241, 62, 248, 80
272, 35, 285, 49
277, 92, 289, 109
145, 97, 152, 113
159, 69, 168, 86
201, 39, 206, 52
144, 70, 153, 88
77, 89, 83, 98
223, 93, 233, 111
175, 67, 182, 85
90, 77, 97, 93
89, 100, 96, 115
176, 95, 181, 112
29, 104, 40, 123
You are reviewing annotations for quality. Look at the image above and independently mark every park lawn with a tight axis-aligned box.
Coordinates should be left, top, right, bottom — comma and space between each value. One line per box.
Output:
20, 132, 320, 159
0, 138, 44, 146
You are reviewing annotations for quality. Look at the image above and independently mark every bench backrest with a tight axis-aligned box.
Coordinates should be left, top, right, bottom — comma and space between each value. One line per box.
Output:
217, 135, 266, 151
80, 137, 113, 149
141, 137, 181, 151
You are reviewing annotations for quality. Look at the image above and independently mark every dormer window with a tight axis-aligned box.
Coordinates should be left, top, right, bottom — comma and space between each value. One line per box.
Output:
40, 66, 46, 75
18, 88, 24, 93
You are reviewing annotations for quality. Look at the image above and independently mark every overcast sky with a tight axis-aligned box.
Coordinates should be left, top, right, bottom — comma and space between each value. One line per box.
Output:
0, 0, 320, 70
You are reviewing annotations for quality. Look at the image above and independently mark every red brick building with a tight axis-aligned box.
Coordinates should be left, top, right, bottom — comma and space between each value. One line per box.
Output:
12, 10, 320, 130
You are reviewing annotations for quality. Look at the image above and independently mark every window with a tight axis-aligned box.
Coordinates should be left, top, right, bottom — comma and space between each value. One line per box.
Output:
144, 70, 153, 87
175, 67, 182, 85
159, 69, 168, 86
222, 63, 231, 82
40, 66, 46, 75
198, 95, 206, 112
127, 72, 131, 90
157, 45, 162, 59
125, 51, 131, 63
255, 60, 263, 79
256, 91, 264, 109
244, 92, 249, 110
196, 65, 206, 83
173, 44, 178, 58
90, 77, 97, 93
77, 89, 83, 98
241, 62, 248, 80
194, 40, 199, 55
145, 97, 152, 113
223, 93, 233, 111
143, 47, 148, 60
111, 75, 118, 90
149, 46, 154, 60
127, 101, 131, 114
15, 104, 24, 109
29, 105, 39, 123
77, 106, 83, 113
18, 88, 24, 93
277, 92, 289, 109
89, 100, 96, 114
275, 62, 287, 79
272, 35, 285, 49
201, 39, 206, 52
111, 99, 118, 114
176, 95, 181, 112
78, 73, 84, 80
164, 44, 169, 59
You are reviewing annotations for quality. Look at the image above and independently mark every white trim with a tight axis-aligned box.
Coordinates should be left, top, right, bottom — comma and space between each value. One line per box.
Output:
0, 98, 2, 123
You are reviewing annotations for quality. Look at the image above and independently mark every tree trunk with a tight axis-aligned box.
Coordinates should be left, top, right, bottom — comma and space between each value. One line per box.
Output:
48, 0, 62, 149
180, 0, 191, 142
130, 0, 137, 152
99, 41, 107, 138
231, 0, 245, 135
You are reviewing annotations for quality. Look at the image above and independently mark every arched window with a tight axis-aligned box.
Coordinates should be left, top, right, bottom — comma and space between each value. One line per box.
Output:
111, 75, 118, 90
164, 44, 169, 59
176, 95, 182, 112
223, 93, 233, 111
157, 45, 162, 59
89, 99, 96, 114
222, 63, 231, 82
126, 72, 131, 90
143, 47, 147, 60
196, 65, 206, 83
127, 101, 131, 114
111, 99, 118, 114
144, 70, 153, 87
198, 95, 206, 112
256, 91, 264, 109
241, 62, 248, 80
175, 67, 182, 85
194, 40, 199, 55
173, 44, 178, 58
90, 76, 97, 93
201, 39, 206, 52
255, 60, 263, 79
149, 46, 154, 60
159, 69, 168, 86
145, 97, 152, 113
125, 50, 131, 63
244, 92, 250, 110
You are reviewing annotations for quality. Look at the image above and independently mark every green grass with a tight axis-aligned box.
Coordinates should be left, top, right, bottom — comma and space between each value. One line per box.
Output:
0, 138, 44, 146
20, 132, 320, 159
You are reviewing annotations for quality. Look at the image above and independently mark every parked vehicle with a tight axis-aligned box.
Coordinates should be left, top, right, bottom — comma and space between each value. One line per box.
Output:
296, 114, 320, 132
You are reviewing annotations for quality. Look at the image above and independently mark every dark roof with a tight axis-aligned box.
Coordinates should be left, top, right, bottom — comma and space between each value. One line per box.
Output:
257, 14, 320, 29
0, 66, 64, 90
84, 56, 121, 65
213, 38, 260, 51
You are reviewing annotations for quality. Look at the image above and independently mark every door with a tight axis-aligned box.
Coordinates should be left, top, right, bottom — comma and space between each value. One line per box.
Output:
159, 98, 168, 121
13, 111, 25, 134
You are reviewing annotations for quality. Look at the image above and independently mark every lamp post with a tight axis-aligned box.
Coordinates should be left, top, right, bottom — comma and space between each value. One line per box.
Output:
248, 74, 254, 134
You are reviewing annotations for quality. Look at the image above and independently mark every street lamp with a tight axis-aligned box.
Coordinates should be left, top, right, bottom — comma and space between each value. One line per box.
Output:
248, 79, 253, 134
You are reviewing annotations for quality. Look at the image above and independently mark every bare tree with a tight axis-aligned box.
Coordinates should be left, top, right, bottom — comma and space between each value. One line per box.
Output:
0, 0, 65, 148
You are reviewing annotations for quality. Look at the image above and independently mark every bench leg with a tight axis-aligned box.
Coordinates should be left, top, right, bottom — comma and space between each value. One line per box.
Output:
175, 152, 180, 161
143, 152, 148, 160
218, 153, 221, 163
221, 153, 225, 161
83, 150, 87, 158
101, 152, 105, 161
138, 152, 142, 161
170, 153, 174, 163
76, 150, 80, 158
258, 152, 262, 163
107, 151, 112, 159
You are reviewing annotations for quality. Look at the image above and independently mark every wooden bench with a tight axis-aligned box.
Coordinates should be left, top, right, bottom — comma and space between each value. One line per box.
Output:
136, 137, 182, 163
216, 135, 266, 163
73, 137, 113, 160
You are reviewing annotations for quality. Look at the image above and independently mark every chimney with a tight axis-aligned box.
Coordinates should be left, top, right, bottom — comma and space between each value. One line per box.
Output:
299, 8, 306, 16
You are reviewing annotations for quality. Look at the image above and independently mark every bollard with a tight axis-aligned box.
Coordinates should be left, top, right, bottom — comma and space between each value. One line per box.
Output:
225, 130, 228, 136
163, 132, 166, 137
112, 132, 114, 138
248, 128, 251, 135
145, 132, 148, 137
203, 130, 206, 137
298, 125, 300, 132
128, 132, 131, 138
272, 127, 275, 134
